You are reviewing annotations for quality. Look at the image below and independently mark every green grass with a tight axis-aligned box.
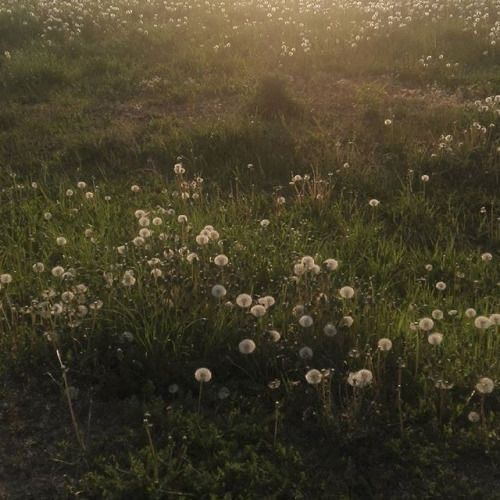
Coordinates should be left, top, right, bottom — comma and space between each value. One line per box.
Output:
0, 0, 499, 497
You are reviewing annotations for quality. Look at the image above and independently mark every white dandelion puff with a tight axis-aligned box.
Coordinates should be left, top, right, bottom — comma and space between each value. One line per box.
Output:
305, 369, 323, 385
475, 377, 494, 394
236, 293, 252, 308
238, 339, 256, 354
377, 338, 393, 351
194, 368, 212, 383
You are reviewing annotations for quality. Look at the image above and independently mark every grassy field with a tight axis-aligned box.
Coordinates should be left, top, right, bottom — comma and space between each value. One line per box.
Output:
0, 0, 499, 498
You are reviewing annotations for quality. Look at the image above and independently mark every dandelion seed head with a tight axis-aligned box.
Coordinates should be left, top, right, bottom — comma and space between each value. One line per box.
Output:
465, 308, 477, 318
377, 338, 393, 351
324, 258, 339, 271
305, 369, 322, 385
428, 332, 443, 345
250, 304, 266, 317
418, 317, 434, 331
214, 254, 229, 267
476, 377, 494, 394
299, 315, 313, 328
32, 262, 45, 273
239, 338, 256, 354
468, 411, 480, 423
194, 367, 212, 383
236, 293, 252, 308
299, 346, 313, 359
211, 284, 227, 299
474, 315, 492, 330
268, 330, 281, 342
339, 286, 355, 299
51, 266, 65, 278
323, 323, 337, 337
432, 309, 444, 320
0, 273, 13, 284
435, 281, 447, 291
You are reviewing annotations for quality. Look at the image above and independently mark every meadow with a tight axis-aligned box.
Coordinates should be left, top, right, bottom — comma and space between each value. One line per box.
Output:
0, 0, 499, 498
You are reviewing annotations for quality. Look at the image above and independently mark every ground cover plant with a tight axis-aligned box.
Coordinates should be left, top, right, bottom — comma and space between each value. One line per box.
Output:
0, 0, 499, 498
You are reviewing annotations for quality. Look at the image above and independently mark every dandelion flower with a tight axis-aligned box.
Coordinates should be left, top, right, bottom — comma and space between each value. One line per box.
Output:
348, 369, 373, 388
465, 308, 477, 318
299, 315, 313, 328
323, 323, 337, 337
186, 253, 198, 264
339, 286, 355, 299
293, 305, 305, 317
211, 284, 227, 299
236, 293, 252, 308
435, 281, 447, 291
139, 216, 150, 227
214, 254, 229, 267
0, 273, 13, 284
421, 174, 430, 182
341, 315, 354, 327
481, 252, 493, 262
293, 263, 306, 276
368, 199, 380, 207
299, 346, 313, 360
268, 330, 281, 342
250, 304, 266, 318
305, 369, 323, 385
121, 271, 136, 287
418, 317, 434, 331
32, 262, 45, 273
475, 377, 494, 394
474, 316, 492, 330
489, 314, 500, 326
432, 309, 444, 320
177, 215, 188, 224
324, 258, 339, 271
194, 368, 212, 383
258, 296, 275, 308
260, 219, 270, 228
151, 268, 163, 279
174, 163, 185, 175
196, 234, 209, 245
51, 266, 65, 278
131, 185, 141, 193
301, 256, 315, 270
56, 237, 67, 246
239, 339, 256, 354
377, 338, 393, 351
468, 411, 480, 423
428, 332, 443, 345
